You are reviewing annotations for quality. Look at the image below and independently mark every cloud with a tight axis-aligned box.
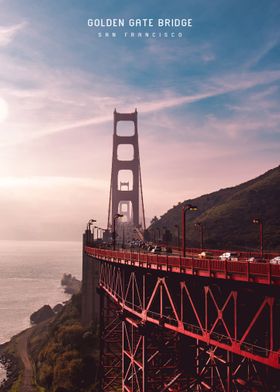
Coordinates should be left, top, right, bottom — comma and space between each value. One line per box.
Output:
245, 36, 280, 69
1, 61, 280, 149
0, 22, 26, 46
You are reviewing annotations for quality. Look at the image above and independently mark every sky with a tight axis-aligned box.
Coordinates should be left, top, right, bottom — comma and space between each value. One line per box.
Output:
0, 0, 279, 240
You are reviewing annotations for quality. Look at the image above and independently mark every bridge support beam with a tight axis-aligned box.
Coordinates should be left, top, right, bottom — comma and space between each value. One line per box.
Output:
122, 317, 146, 391
96, 258, 280, 391
100, 293, 122, 391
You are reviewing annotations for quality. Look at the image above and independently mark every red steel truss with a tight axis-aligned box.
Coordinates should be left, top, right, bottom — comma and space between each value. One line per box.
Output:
88, 247, 280, 390
122, 316, 186, 391
99, 292, 122, 391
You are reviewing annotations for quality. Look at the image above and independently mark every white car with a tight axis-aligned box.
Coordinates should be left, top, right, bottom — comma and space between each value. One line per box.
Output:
270, 256, 280, 265
198, 251, 213, 259
151, 246, 161, 254
219, 252, 239, 261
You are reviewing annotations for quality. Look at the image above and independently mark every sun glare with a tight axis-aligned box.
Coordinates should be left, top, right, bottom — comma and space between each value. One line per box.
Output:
0, 97, 9, 123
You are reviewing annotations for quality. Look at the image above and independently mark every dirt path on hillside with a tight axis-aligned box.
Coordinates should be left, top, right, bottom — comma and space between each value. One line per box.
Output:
16, 328, 37, 392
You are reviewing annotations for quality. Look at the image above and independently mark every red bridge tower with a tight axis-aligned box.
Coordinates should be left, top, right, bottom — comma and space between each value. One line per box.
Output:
107, 109, 146, 242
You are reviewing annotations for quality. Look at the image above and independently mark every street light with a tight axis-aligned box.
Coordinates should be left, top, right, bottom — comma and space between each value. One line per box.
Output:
98, 227, 106, 241
174, 224, 180, 248
96, 227, 103, 239
87, 218, 96, 231
86, 219, 96, 244
252, 218, 263, 256
182, 204, 198, 257
113, 213, 123, 250
195, 222, 204, 250
93, 225, 99, 242
122, 223, 125, 249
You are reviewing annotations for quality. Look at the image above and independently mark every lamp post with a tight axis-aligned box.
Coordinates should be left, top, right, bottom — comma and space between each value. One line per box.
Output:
97, 227, 103, 240
99, 227, 105, 241
195, 222, 204, 250
93, 225, 98, 242
174, 224, 180, 248
122, 224, 125, 249
87, 218, 96, 231
86, 219, 96, 244
113, 213, 123, 250
253, 218, 263, 256
181, 204, 198, 257
97, 227, 103, 239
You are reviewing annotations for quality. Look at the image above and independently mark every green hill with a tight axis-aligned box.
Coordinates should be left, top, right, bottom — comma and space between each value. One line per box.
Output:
29, 294, 99, 392
149, 166, 280, 251
0, 295, 99, 392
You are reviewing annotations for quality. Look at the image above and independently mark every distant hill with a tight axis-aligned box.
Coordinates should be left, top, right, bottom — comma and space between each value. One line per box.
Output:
149, 166, 280, 251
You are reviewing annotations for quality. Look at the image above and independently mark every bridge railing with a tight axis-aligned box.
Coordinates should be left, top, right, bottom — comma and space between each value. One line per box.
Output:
158, 244, 279, 260
85, 246, 280, 285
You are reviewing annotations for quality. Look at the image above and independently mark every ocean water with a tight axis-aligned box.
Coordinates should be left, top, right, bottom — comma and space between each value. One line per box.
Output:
0, 240, 82, 345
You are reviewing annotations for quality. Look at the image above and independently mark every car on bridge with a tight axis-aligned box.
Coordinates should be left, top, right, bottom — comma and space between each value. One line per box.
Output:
219, 252, 239, 261
270, 256, 280, 265
151, 246, 162, 254
198, 251, 213, 259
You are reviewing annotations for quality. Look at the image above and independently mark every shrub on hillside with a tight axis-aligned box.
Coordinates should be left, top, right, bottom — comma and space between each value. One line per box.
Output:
57, 323, 84, 349
30, 293, 99, 391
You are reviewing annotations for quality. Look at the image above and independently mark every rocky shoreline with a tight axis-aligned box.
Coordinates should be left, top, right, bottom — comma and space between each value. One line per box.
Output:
0, 363, 6, 386
0, 351, 19, 392
0, 273, 81, 391
61, 273, 81, 295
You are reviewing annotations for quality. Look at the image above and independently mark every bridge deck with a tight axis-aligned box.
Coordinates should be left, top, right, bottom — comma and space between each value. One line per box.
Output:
85, 246, 280, 286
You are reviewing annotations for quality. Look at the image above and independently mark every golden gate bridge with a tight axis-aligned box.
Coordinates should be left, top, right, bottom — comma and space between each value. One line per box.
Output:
82, 110, 280, 391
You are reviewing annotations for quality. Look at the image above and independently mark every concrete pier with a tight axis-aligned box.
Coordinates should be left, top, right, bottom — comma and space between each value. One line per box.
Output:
81, 231, 100, 327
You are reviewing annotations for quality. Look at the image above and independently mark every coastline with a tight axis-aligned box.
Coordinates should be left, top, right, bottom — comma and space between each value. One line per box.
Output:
0, 274, 81, 391
0, 240, 81, 345
0, 363, 6, 386
0, 342, 20, 392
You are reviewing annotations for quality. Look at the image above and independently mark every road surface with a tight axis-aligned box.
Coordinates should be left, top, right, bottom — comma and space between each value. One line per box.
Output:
16, 328, 37, 392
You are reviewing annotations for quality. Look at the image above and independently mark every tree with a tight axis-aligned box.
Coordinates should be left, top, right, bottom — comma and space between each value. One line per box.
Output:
151, 216, 159, 225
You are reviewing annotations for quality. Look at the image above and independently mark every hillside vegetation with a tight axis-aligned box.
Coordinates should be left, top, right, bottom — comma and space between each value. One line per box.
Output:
29, 294, 99, 392
149, 166, 280, 251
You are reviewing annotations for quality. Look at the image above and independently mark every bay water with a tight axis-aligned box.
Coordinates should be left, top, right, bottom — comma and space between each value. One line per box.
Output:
0, 240, 82, 346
